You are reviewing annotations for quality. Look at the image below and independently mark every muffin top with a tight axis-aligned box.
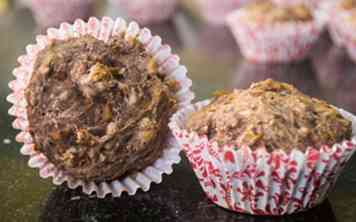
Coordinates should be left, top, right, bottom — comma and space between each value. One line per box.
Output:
25, 35, 179, 182
242, 1, 313, 23
187, 79, 352, 153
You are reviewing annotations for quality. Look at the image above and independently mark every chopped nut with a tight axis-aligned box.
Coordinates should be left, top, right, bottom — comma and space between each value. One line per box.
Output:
62, 147, 76, 166
58, 90, 70, 101
76, 128, 97, 145
99, 153, 106, 162
240, 128, 263, 146
88, 63, 112, 82
128, 88, 137, 105
49, 131, 62, 141
147, 58, 158, 74
106, 122, 118, 135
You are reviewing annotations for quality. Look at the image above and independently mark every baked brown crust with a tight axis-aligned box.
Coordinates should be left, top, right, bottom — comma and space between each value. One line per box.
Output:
187, 79, 352, 153
242, 1, 313, 23
25, 35, 178, 182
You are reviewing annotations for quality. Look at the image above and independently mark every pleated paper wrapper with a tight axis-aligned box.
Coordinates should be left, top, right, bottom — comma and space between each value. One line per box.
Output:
8, 16, 194, 198
169, 100, 356, 215
226, 5, 325, 63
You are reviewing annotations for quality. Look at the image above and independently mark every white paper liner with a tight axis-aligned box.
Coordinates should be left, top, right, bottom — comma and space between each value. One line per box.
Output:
8, 16, 194, 198
226, 6, 325, 63
169, 100, 356, 215
110, 0, 178, 25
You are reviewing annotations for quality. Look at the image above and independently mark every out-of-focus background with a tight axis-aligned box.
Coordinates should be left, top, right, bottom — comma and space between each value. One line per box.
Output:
1, 0, 356, 221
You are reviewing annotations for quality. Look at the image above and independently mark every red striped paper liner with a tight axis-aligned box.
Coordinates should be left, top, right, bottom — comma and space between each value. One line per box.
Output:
8, 17, 194, 198
169, 100, 356, 215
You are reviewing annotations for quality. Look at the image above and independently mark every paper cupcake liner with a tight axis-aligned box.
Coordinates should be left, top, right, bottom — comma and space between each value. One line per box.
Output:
110, 0, 178, 25
196, 0, 252, 25
30, 0, 94, 28
226, 7, 325, 63
8, 17, 194, 198
169, 100, 356, 215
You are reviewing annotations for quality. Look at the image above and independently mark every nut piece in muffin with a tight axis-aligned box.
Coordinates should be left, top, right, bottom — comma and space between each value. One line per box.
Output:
25, 35, 179, 182
187, 79, 352, 153
242, 0, 313, 24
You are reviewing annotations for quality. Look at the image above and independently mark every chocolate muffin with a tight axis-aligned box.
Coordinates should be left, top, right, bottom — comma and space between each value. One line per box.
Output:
242, 1, 313, 23
25, 35, 179, 182
187, 79, 352, 152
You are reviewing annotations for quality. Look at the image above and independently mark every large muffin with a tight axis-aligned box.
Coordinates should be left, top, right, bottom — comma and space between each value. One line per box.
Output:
187, 79, 352, 152
25, 35, 179, 182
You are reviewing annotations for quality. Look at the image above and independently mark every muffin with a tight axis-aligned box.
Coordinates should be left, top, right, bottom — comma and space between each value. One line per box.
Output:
226, 0, 324, 62
169, 79, 356, 215
110, 0, 178, 25
29, 0, 94, 28
8, 17, 194, 197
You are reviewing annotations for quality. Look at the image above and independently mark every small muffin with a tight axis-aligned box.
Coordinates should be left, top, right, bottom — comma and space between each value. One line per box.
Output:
187, 79, 351, 152
242, 1, 313, 23
170, 79, 356, 215
25, 35, 179, 182
226, 0, 322, 62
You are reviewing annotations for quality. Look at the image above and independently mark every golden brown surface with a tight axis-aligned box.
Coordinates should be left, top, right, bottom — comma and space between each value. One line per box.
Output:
26, 35, 178, 182
242, 1, 313, 23
187, 79, 352, 152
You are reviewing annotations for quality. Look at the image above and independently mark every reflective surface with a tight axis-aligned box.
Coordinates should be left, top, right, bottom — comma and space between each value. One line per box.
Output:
1, 1, 356, 222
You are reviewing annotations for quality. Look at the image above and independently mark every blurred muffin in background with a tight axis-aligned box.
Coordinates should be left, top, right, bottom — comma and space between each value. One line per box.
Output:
226, 0, 324, 62
110, 0, 178, 25
29, 0, 94, 28
195, 0, 253, 25
233, 59, 321, 97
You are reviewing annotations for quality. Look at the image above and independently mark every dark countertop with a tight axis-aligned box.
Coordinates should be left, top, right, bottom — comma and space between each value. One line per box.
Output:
1, 1, 356, 222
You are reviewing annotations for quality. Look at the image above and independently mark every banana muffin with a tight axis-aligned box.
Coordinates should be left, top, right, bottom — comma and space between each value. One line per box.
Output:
186, 79, 351, 152
25, 35, 179, 182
